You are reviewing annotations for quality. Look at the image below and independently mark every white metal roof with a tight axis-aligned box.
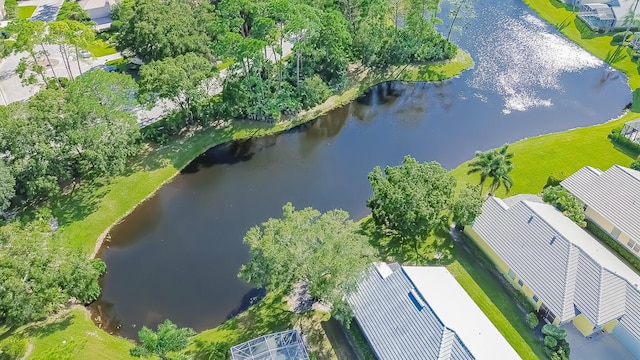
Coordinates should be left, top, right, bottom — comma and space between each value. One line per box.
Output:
562, 165, 640, 242
403, 266, 520, 360
348, 263, 519, 360
471, 196, 640, 335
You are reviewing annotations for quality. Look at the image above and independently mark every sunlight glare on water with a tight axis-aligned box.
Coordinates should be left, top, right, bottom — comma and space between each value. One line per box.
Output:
469, 13, 603, 114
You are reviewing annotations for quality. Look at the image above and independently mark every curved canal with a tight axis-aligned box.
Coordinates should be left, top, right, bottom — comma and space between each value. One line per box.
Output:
91, 0, 631, 338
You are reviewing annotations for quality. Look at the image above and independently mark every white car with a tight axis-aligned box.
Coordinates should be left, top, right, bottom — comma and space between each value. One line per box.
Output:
80, 50, 92, 59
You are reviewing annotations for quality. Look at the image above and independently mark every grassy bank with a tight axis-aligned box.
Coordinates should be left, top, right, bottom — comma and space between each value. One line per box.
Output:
1, 51, 473, 359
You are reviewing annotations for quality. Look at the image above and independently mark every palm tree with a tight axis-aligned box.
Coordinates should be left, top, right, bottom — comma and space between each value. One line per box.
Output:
467, 144, 514, 196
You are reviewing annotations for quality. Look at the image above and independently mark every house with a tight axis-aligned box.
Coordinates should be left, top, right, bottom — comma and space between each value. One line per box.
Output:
79, 0, 118, 29
230, 329, 309, 360
347, 263, 520, 360
561, 0, 640, 32
622, 119, 640, 143
466, 195, 640, 358
561, 165, 640, 257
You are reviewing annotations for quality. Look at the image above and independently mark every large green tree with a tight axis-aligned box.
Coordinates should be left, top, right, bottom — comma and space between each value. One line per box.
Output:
130, 320, 195, 360
467, 144, 514, 195
140, 53, 217, 119
0, 218, 105, 325
451, 184, 483, 228
116, 0, 212, 62
239, 203, 374, 323
367, 156, 456, 250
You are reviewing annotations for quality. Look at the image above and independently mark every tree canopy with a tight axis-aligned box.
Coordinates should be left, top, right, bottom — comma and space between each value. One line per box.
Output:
367, 156, 456, 248
0, 216, 105, 325
542, 186, 586, 227
239, 203, 375, 323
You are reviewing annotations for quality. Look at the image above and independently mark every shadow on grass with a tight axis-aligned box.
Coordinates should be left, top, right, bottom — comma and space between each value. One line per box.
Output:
22, 314, 73, 339
605, 46, 628, 64
360, 217, 455, 265
51, 180, 111, 228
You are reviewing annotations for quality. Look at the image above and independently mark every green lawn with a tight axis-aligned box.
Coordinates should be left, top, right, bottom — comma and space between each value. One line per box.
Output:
0, 307, 134, 360
16, 5, 36, 19
86, 40, 118, 58
452, 112, 637, 197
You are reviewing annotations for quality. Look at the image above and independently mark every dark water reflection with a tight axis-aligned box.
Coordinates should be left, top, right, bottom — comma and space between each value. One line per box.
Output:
91, 0, 631, 338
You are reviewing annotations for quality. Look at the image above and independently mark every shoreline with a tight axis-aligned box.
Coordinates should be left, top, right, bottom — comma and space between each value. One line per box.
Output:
88, 49, 474, 259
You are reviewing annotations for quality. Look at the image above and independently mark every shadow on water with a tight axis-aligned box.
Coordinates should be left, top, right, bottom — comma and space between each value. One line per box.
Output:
225, 288, 266, 321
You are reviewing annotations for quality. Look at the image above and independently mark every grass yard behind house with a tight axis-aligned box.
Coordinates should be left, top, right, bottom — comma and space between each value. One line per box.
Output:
16, 5, 36, 19
86, 40, 118, 58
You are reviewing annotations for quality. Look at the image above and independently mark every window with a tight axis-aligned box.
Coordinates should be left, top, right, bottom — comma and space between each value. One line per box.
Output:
507, 269, 516, 280
533, 295, 539, 303
518, 279, 524, 287
628, 239, 636, 248
633, 243, 640, 254
612, 227, 622, 240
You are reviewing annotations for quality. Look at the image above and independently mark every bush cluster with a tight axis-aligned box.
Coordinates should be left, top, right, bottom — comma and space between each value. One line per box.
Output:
4, 0, 17, 19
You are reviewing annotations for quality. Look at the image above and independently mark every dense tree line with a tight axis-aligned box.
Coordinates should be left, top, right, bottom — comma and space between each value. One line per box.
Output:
115, 0, 458, 128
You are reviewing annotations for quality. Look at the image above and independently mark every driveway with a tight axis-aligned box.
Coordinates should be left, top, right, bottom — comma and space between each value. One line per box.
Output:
562, 323, 635, 360
31, 0, 64, 22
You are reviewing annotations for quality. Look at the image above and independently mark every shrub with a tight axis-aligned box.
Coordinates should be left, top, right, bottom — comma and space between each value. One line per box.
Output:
612, 31, 633, 44
0, 337, 28, 360
542, 186, 586, 227
544, 335, 558, 349
542, 324, 567, 340
632, 156, 640, 171
110, 20, 123, 32
4, 0, 17, 19
586, 220, 640, 272
526, 312, 539, 329
609, 128, 640, 156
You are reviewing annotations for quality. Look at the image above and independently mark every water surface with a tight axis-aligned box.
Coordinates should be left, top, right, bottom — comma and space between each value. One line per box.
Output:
91, 0, 630, 338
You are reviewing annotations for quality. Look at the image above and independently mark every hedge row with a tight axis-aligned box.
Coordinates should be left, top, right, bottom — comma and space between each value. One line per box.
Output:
609, 128, 640, 156
586, 221, 640, 273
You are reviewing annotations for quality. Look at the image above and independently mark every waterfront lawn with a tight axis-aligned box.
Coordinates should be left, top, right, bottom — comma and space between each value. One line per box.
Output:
16, 5, 36, 19
360, 218, 544, 360
0, 307, 134, 360
452, 111, 638, 197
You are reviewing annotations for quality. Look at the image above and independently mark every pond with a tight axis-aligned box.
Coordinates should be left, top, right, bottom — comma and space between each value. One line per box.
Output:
90, 0, 631, 338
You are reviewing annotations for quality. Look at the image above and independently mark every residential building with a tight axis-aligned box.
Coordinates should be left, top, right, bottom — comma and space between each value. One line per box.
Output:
561, 0, 640, 32
79, 0, 118, 29
466, 195, 640, 358
347, 263, 520, 360
562, 165, 640, 257
622, 119, 640, 143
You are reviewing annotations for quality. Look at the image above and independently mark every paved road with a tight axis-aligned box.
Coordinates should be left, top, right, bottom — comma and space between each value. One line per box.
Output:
31, 0, 64, 22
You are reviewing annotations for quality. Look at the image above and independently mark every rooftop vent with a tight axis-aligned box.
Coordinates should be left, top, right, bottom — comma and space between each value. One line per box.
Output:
550, 236, 556, 245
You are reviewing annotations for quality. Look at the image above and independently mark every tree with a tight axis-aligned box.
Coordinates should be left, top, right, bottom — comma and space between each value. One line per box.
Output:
116, 0, 212, 62
467, 144, 514, 195
130, 320, 195, 360
446, 0, 476, 41
367, 156, 456, 251
0, 218, 105, 325
631, 158, 640, 171
8, 19, 56, 86
542, 186, 586, 227
239, 203, 375, 324
61, 70, 140, 180
0, 160, 15, 213
139, 53, 217, 120
451, 185, 483, 228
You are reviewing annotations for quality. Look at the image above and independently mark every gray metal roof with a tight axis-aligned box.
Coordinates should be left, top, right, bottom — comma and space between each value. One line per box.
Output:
230, 330, 310, 360
347, 264, 519, 360
561, 165, 640, 242
471, 196, 640, 340
583, 3, 616, 21
626, 119, 640, 130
